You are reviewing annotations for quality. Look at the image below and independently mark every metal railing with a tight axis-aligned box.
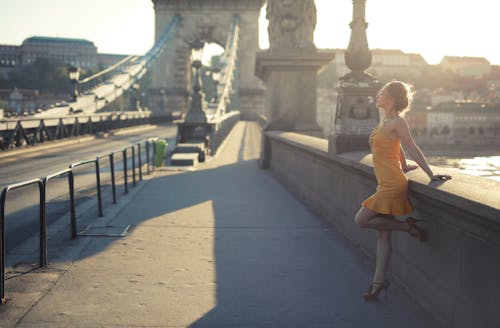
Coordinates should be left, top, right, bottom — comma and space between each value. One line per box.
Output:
0, 137, 161, 305
0, 111, 162, 151
0, 179, 45, 304
213, 15, 240, 118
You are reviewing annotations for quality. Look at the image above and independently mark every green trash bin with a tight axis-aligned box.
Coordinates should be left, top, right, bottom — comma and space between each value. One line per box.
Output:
154, 139, 167, 166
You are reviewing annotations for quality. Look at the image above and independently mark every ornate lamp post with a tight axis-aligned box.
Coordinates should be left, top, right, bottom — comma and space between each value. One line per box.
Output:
131, 83, 140, 111
328, 0, 382, 154
159, 88, 165, 112
211, 68, 221, 104
185, 42, 208, 123
68, 66, 80, 102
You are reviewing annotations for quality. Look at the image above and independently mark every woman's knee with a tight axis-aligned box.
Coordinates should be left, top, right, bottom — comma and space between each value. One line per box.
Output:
354, 208, 369, 228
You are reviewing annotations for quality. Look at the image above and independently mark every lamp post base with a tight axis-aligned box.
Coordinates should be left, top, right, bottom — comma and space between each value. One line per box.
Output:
328, 133, 370, 154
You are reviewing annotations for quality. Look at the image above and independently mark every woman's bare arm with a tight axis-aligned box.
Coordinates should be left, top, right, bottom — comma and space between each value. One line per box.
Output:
393, 117, 451, 180
399, 145, 418, 172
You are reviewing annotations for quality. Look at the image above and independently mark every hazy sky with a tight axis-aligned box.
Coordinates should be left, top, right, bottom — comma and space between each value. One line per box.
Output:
0, 0, 498, 65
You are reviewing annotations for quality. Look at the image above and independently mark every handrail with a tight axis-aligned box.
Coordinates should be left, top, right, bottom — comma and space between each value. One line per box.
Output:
0, 111, 161, 151
0, 137, 160, 305
69, 159, 103, 236
214, 15, 240, 118
79, 55, 136, 85
43, 169, 74, 239
0, 178, 45, 304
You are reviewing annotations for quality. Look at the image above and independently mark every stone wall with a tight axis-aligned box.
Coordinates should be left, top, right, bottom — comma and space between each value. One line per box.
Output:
263, 130, 500, 328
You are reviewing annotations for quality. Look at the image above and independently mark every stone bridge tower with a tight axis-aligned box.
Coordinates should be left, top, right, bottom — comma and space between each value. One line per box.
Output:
151, 0, 265, 117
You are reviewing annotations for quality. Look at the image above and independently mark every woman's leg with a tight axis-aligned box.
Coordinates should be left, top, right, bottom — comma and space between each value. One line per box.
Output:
354, 207, 408, 232
373, 230, 392, 287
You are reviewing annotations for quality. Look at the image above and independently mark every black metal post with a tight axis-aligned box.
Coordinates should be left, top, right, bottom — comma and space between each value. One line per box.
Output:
1, 188, 6, 304
109, 153, 117, 204
152, 139, 157, 171
68, 171, 77, 239
132, 146, 136, 187
146, 141, 150, 175
95, 158, 103, 217
123, 148, 128, 194
138, 143, 143, 181
39, 180, 47, 267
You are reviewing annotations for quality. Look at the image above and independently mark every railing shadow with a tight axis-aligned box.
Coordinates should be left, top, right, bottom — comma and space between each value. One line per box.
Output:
68, 122, 435, 327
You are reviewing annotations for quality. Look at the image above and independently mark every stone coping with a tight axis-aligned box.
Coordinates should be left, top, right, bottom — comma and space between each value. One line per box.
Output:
265, 131, 500, 224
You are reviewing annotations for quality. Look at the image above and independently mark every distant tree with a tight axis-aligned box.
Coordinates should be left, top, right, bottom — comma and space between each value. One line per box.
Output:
7, 58, 72, 95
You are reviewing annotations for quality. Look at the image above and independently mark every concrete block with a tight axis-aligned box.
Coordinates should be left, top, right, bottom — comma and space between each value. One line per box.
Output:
175, 142, 205, 153
173, 142, 206, 162
170, 153, 199, 166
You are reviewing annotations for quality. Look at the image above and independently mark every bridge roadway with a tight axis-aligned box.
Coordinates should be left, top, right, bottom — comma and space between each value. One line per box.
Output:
3, 121, 439, 327
0, 123, 176, 255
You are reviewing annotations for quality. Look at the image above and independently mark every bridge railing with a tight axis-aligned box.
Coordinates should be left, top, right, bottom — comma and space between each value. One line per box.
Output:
0, 111, 170, 151
78, 55, 138, 93
0, 179, 45, 304
37, 15, 180, 117
212, 15, 240, 118
0, 137, 159, 305
263, 130, 500, 328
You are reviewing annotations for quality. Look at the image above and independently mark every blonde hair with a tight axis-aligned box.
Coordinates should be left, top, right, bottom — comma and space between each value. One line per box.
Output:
383, 81, 414, 114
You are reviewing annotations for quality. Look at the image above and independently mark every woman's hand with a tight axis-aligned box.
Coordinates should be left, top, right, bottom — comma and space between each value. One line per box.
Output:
430, 174, 452, 181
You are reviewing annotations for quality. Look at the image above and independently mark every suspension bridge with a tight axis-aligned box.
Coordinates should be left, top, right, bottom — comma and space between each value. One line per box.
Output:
0, 1, 498, 328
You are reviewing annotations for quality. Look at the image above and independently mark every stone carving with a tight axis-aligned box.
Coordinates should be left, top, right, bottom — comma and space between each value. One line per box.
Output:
266, 0, 316, 50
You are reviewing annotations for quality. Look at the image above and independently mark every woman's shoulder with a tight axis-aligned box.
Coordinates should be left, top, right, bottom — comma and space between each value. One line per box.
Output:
391, 116, 409, 128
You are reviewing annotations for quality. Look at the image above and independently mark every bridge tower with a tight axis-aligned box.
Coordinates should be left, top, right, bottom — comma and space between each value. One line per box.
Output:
151, 0, 265, 117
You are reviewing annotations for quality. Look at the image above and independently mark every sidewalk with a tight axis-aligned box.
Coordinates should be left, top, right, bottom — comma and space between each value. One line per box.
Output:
4, 121, 439, 327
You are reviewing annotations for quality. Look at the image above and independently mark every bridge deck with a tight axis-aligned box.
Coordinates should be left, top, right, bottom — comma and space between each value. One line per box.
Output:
13, 121, 439, 327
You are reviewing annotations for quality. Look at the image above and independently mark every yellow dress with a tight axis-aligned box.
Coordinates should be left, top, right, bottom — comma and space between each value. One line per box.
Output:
362, 123, 413, 216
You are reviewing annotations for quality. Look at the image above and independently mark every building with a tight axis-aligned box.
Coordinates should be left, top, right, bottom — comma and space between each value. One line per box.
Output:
19, 36, 98, 68
0, 88, 39, 114
368, 49, 428, 78
318, 48, 429, 88
0, 36, 128, 71
439, 56, 491, 78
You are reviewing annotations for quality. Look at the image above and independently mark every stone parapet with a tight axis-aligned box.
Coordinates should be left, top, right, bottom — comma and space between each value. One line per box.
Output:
255, 50, 334, 133
263, 130, 500, 328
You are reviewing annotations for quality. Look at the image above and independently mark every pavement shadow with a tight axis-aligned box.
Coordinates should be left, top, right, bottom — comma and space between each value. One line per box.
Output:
11, 121, 438, 327
76, 160, 435, 325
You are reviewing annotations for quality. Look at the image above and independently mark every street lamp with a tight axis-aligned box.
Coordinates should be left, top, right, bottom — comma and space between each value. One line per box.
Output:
68, 66, 80, 102
211, 68, 221, 104
115, 84, 123, 112
185, 41, 208, 123
159, 88, 165, 112
94, 95, 99, 112
131, 83, 140, 111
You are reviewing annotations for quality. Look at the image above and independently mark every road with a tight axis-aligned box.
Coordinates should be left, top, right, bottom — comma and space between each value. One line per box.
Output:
0, 123, 177, 255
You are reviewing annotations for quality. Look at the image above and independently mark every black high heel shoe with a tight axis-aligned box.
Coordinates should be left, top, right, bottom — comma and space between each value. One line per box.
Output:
405, 217, 427, 242
363, 280, 390, 302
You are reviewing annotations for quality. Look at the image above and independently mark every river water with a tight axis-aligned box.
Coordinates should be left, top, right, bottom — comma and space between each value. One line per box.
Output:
427, 155, 500, 183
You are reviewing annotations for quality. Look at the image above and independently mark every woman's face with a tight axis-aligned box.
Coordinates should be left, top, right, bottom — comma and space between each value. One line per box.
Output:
376, 88, 394, 110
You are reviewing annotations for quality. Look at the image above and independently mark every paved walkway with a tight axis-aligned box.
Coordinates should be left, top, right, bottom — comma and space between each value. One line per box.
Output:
4, 121, 439, 327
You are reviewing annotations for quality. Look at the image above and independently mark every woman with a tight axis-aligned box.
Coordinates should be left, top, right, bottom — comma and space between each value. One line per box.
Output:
354, 81, 451, 301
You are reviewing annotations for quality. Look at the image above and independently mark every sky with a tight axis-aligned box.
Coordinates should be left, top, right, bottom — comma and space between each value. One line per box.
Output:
0, 0, 499, 65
